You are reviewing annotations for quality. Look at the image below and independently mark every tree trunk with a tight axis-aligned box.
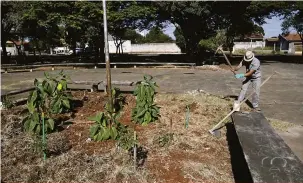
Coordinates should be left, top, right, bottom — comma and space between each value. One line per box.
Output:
119, 39, 124, 54
95, 42, 100, 61
120, 42, 123, 54
114, 39, 119, 54
1, 39, 8, 58
72, 40, 76, 55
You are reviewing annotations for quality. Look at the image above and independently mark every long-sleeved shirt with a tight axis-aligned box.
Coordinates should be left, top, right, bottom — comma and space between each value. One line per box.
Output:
237, 57, 261, 79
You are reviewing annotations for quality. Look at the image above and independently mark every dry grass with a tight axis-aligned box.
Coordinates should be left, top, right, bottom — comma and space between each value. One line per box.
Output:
267, 118, 297, 132
1, 91, 244, 183
1, 131, 151, 183
144, 92, 239, 182
182, 161, 233, 182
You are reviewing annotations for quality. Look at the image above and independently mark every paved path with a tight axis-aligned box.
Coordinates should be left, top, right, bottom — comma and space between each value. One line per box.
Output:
2, 62, 303, 125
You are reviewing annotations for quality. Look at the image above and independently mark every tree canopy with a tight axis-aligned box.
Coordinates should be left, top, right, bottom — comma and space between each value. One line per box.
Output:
1, 1, 299, 59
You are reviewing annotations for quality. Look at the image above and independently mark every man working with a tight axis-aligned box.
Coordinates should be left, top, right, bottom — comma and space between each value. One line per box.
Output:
233, 50, 261, 112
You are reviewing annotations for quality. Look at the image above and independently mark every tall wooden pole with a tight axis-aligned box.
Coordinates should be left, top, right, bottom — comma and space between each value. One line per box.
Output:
103, 0, 113, 112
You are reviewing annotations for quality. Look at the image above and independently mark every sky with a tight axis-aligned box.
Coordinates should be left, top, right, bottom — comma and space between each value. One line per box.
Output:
140, 15, 286, 40
262, 16, 284, 38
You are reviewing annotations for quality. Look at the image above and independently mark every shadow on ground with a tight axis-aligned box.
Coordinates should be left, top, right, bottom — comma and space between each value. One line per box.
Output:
226, 122, 253, 183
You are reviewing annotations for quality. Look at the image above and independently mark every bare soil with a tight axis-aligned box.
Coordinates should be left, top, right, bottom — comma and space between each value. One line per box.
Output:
1, 91, 243, 183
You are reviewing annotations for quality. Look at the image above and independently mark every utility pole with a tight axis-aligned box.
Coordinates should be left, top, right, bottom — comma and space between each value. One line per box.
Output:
103, 0, 113, 111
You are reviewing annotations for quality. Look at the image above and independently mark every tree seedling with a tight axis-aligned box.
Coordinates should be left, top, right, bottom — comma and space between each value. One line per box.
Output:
132, 75, 160, 125
23, 71, 73, 159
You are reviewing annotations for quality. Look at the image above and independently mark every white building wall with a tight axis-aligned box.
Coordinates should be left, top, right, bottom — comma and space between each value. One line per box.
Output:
130, 43, 181, 54
233, 41, 265, 53
108, 40, 131, 53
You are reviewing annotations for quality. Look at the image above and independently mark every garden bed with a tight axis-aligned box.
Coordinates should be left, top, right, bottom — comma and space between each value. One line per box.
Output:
1, 91, 251, 183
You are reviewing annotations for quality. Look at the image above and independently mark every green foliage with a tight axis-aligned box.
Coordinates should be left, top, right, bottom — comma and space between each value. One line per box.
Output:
88, 112, 123, 141
2, 1, 290, 57
174, 25, 186, 52
153, 133, 174, 147
23, 71, 72, 135
280, 2, 303, 54
143, 27, 173, 43
31, 134, 45, 154
105, 87, 125, 116
1, 96, 15, 109
117, 128, 138, 151
199, 30, 226, 52
132, 75, 160, 125
154, 2, 283, 55
123, 29, 144, 44
88, 87, 126, 142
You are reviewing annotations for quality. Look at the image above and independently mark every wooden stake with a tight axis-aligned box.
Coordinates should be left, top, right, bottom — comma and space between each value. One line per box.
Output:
103, 0, 113, 114
134, 131, 137, 169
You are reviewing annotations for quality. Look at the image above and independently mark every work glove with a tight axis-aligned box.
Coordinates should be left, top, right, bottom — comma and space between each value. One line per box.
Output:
235, 73, 245, 79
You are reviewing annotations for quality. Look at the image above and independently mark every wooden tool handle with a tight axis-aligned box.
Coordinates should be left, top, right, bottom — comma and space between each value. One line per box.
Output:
209, 72, 276, 133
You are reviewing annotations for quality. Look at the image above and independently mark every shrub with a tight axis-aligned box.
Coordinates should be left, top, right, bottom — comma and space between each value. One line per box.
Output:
117, 128, 138, 151
132, 75, 160, 125
23, 71, 73, 135
88, 88, 126, 141
89, 112, 122, 141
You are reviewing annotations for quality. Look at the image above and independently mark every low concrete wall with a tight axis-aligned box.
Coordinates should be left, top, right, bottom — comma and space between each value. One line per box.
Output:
233, 41, 265, 52
108, 40, 131, 53
131, 43, 181, 54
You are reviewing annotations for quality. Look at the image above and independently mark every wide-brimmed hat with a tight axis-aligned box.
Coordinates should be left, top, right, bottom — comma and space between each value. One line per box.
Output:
243, 51, 254, 62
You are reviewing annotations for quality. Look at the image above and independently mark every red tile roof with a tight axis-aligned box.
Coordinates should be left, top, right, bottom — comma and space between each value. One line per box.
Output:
7, 40, 29, 46
235, 33, 264, 40
247, 33, 263, 39
282, 33, 301, 41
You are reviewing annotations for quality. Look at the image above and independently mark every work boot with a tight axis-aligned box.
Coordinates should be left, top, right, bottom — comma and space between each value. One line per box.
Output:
253, 107, 261, 112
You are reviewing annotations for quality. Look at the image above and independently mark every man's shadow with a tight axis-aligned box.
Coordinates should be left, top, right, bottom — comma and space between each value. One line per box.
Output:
223, 95, 254, 109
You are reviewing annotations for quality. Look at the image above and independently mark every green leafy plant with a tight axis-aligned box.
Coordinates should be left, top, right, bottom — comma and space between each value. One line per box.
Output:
1, 95, 15, 109
89, 87, 126, 141
89, 112, 121, 141
105, 87, 125, 116
44, 71, 72, 114
23, 71, 73, 134
117, 128, 138, 151
153, 133, 174, 148
132, 75, 160, 125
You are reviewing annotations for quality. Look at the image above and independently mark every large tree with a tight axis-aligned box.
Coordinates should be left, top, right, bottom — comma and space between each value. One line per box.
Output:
123, 29, 144, 44
173, 25, 186, 52
155, 2, 223, 56
106, 1, 158, 53
155, 1, 285, 57
280, 2, 303, 55
17, 2, 65, 56
1, 1, 26, 58
143, 26, 173, 43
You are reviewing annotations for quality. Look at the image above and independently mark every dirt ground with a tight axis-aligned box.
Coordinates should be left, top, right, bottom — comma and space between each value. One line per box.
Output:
1, 90, 253, 183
